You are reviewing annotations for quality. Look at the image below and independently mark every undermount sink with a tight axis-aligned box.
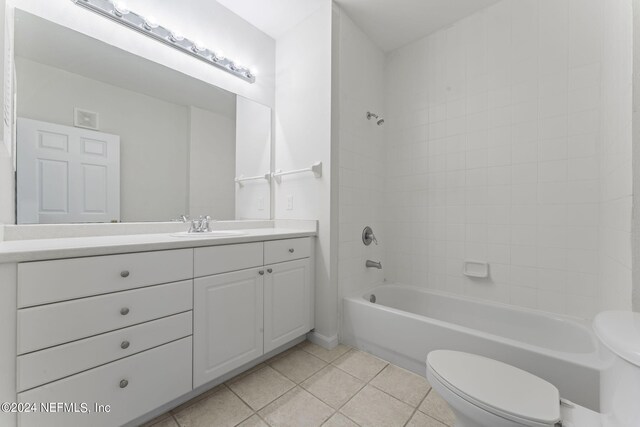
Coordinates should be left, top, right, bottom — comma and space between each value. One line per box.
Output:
170, 231, 247, 238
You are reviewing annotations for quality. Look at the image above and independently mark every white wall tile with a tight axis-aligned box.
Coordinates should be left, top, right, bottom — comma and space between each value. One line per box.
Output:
372, 0, 632, 319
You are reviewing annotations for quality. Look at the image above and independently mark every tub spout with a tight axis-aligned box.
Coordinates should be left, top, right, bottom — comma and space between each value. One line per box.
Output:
366, 260, 382, 269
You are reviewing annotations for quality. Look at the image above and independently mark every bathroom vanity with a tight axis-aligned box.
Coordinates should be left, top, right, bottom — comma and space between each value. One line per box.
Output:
0, 222, 316, 427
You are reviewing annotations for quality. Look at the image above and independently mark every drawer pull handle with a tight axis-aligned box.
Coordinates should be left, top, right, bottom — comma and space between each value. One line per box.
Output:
289, 248, 295, 253
120, 307, 130, 316
258, 270, 265, 276
120, 270, 130, 278
121, 341, 130, 349
267, 268, 273, 273
119, 379, 129, 389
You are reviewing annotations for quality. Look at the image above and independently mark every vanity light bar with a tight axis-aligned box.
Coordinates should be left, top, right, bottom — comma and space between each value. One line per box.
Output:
72, 0, 256, 83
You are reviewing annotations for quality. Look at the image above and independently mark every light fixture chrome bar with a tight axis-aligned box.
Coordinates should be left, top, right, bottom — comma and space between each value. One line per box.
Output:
73, 0, 255, 83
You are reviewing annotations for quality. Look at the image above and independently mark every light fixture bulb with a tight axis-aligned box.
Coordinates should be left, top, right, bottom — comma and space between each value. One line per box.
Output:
142, 16, 159, 31
191, 41, 206, 53
211, 51, 225, 62
169, 31, 184, 42
112, 1, 129, 16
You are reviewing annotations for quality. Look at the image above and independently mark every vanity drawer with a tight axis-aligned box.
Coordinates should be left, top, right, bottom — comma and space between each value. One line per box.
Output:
18, 337, 192, 427
18, 311, 192, 392
194, 242, 263, 277
18, 280, 192, 355
18, 249, 193, 308
264, 237, 311, 264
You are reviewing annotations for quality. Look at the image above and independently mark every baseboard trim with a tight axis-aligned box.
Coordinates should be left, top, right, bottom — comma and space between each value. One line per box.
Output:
306, 331, 338, 349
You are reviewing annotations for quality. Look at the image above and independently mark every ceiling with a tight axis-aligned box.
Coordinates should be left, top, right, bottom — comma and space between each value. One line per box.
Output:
217, 0, 500, 52
335, 0, 501, 51
216, 0, 326, 40
336, 0, 499, 52
14, 10, 236, 116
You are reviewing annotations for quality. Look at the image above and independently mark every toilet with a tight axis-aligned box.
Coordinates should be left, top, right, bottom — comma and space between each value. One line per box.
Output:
426, 311, 640, 427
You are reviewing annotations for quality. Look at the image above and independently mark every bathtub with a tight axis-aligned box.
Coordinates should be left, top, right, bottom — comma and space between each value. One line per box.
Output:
342, 284, 608, 411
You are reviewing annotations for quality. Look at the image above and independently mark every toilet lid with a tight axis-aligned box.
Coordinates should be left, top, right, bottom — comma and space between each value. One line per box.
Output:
427, 350, 560, 425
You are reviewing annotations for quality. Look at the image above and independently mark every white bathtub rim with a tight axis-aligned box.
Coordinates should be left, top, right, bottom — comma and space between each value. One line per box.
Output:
343, 283, 606, 371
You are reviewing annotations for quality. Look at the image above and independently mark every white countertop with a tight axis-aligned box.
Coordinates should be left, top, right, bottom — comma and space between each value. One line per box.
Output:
0, 227, 316, 263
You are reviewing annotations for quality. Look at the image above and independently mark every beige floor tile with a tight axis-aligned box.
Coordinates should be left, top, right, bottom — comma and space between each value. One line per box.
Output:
169, 384, 226, 415
227, 365, 295, 410
172, 385, 253, 427
332, 350, 388, 382
301, 365, 364, 409
298, 340, 351, 362
418, 390, 455, 426
265, 346, 298, 364
340, 385, 414, 427
269, 349, 328, 383
236, 414, 269, 427
141, 414, 179, 427
322, 412, 360, 427
370, 365, 431, 407
258, 387, 334, 427
406, 411, 448, 427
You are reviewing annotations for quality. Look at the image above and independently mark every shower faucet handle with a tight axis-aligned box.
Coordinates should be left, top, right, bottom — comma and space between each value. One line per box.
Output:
362, 226, 378, 246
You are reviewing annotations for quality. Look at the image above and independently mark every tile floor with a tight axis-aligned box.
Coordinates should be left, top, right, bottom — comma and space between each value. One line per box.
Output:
142, 341, 455, 427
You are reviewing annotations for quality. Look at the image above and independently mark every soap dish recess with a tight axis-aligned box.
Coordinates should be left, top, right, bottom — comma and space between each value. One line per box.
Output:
463, 261, 489, 278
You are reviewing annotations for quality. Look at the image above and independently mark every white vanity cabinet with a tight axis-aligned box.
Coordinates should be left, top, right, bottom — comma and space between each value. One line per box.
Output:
8, 234, 315, 427
193, 238, 314, 388
15, 249, 194, 427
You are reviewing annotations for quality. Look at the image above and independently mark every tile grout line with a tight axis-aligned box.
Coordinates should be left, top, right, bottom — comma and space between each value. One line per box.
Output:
402, 390, 430, 427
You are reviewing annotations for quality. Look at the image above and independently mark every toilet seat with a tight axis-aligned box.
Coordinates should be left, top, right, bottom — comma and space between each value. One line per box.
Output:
427, 350, 561, 426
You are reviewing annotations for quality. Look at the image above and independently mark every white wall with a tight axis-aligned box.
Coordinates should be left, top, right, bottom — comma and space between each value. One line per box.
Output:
0, 0, 276, 225
189, 106, 236, 220
382, 0, 633, 319
16, 57, 190, 222
274, 2, 335, 343
235, 97, 271, 220
334, 8, 385, 301
634, 0, 640, 312
600, 0, 633, 312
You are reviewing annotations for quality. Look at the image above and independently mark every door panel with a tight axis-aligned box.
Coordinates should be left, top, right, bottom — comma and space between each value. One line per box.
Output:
264, 258, 311, 353
193, 268, 264, 388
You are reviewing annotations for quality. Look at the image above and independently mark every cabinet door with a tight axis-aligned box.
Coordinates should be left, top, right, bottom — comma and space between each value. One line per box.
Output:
264, 258, 311, 353
193, 268, 264, 388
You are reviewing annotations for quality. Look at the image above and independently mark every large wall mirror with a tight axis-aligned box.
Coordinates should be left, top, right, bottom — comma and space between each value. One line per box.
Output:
13, 10, 272, 224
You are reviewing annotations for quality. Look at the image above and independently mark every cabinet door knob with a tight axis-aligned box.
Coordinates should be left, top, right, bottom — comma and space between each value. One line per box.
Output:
120, 307, 130, 316
258, 270, 265, 275
267, 268, 273, 273
289, 248, 295, 253
120, 270, 130, 278
121, 341, 130, 349
119, 379, 129, 389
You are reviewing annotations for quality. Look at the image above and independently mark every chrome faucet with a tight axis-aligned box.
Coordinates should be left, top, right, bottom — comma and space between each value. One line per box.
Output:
366, 260, 382, 269
172, 214, 189, 223
188, 215, 213, 233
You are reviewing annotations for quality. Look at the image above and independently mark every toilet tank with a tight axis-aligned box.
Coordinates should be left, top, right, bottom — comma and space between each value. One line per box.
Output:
593, 311, 640, 427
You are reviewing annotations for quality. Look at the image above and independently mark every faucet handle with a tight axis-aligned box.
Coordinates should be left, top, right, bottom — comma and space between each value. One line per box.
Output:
202, 215, 212, 232
362, 226, 378, 246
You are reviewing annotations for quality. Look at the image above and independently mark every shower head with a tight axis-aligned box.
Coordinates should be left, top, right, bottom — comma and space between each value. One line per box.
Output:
366, 111, 385, 126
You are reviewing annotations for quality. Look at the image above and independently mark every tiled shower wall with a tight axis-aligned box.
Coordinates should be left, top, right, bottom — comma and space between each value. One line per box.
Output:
599, 0, 633, 312
382, 0, 632, 318
336, 8, 386, 300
